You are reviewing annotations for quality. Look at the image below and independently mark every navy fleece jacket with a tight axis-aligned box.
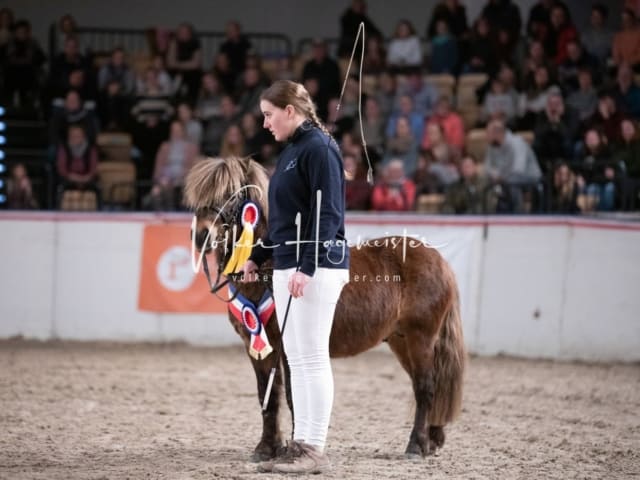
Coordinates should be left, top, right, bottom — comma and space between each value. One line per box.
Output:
249, 121, 349, 276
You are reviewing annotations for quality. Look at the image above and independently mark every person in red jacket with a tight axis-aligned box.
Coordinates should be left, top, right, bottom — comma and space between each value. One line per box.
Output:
371, 159, 416, 211
549, 3, 578, 65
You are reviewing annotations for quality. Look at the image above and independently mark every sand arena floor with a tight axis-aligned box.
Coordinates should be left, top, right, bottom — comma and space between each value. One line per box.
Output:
0, 340, 638, 479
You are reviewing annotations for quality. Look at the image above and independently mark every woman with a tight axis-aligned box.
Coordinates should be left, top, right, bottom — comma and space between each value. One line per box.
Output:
240, 80, 349, 474
219, 123, 245, 157
387, 19, 423, 72
56, 124, 100, 207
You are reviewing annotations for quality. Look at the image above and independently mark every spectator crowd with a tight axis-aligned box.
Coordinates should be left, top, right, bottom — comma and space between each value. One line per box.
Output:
1, 0, 640, 214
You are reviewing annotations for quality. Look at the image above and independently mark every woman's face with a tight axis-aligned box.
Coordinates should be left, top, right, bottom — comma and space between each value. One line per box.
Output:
170, 122, 185, 141
396, 118, 411, 138
585, 130, 600, 150
261, 100, 293, 142
427, 123, 442, 143
535, 67, 549, 87
226, 126, 242, 145
622, 120, 636, 142
396, 22, 410, 38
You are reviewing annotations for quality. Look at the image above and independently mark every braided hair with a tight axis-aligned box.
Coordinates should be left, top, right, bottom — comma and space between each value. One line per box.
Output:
260, 80, 333, 140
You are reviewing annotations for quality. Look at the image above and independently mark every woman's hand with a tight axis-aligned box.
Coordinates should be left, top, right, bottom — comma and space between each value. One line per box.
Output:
288, 271, 311, 298
239, 259, 259, 283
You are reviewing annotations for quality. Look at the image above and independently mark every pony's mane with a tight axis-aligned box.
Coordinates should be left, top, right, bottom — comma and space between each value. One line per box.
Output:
183, 156, 269, 216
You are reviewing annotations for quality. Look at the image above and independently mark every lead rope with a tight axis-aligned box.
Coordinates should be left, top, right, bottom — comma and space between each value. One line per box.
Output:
337, 21, 374, 185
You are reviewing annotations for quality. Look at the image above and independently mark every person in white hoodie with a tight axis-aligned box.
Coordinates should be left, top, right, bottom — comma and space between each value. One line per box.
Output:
387, 19, 423, 72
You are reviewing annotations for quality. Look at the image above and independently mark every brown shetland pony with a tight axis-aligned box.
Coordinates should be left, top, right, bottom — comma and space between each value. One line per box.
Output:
184, 156, 466, 460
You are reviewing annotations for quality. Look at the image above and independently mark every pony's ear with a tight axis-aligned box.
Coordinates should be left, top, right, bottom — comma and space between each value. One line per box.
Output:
239, 156, 252, 173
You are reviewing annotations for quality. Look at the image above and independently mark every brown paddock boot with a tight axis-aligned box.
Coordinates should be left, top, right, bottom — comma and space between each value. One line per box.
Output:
272, 442, 330, 474
257, 441, 304, 473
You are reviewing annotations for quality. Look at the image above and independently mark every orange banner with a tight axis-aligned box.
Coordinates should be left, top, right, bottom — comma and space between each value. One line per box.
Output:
138, 224, 228, 313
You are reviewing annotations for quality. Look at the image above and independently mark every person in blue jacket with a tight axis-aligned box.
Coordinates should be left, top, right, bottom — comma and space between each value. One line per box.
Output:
241, 80, 350, 474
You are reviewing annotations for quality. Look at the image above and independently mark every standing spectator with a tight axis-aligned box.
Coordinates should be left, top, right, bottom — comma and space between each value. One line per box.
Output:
219, 20, 252, 78
387, 20, 423, 72
443, 154, 495, 214
166, 22, 202, 102
613, 63, 640, 120
371, 159, 416, 211
383, 116, 420, 176
615, 120, 640, 198
612, 9, 640, 69
7, 163, 38, 209
56, 124, 100, 205
566, 68, 598, 122
427, 0, 469, 39
195, 72, 224, 123
145, 120, 198, 210
98, 47, 135, 131
547, 3, 578, 65
526, 0, 555, 41
430, 20, 459, 74
485, 118, 542, 211
421, 95, 465, 151
0, 19, 46, 108
344, 152, 372, 210
581, 4, 613, 70
533, 88, 579, 169
481, 0, 522, 42
338, 0, 382, 58
302, 39, 341, 119
52, 14, 79, 53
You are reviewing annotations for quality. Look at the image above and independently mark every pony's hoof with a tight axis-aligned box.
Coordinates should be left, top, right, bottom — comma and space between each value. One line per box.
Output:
250, 451, 273, 463
251, 442, 283, 463
404, 452, 423, 461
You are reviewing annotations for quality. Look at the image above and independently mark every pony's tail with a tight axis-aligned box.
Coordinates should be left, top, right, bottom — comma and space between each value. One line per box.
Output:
428, 284, 466, 426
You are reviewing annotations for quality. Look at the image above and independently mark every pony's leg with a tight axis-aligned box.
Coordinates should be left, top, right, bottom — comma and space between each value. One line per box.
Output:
282, 353, 294, 435
250, 354, 285, 461
388, 331, 437, 458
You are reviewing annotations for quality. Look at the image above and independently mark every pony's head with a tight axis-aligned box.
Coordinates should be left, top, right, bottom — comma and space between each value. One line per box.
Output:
184, 156, 269, 272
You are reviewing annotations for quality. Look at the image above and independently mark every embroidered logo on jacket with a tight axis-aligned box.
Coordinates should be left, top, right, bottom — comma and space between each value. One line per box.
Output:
285, 158, 297, 171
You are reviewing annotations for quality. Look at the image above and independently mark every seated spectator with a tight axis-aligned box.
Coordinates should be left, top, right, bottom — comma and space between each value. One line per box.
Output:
429, 20, 459, 74
412, 151, 441, 195
49, 89, 99, 147
581, 4, 613, 70
548, 3, 578, 65
144, 121, 198, 211
201, 95, 238, 156
166, 22, 202, 101
519, 65, 556, 129
613, 63, 640, 120
136, 55, 173, 96
585, 92, 626, 145
485, 118, 542, 212
98, 46, 135, 131
274, 55, 296, 81
52, 14, 79, 54
383, 116, 420, 176
533, 88, 580, 171
6, 163, 38, 209
326, 97, 354, 139
302, 39, 341, 118
481, 0, 522, 42
395, 70, 439, 119
566, 68, 598, 122
480, 78, 519, 127
353, 97, 386, 160
387, 20, 423, 72
344, 152, 372, 210
557, 40, 598, 94
219, 124, 245, 157
337, 0, 383, 58
0, 19, 46, 108
443, 154, 495, 214
550, 161, 581, 213
241, 112, 270, 161
371, 159, 416, 211
195, 73, 224, 124
462, 16, 494, 75
521, 39, 554, 87
361, 35, 387, 75
493, 26, 521, 68
386, 94, 424, 143
212, 52, 236, 95
422, 122, 460, 189
237, 66, 267, 117
176, 102, 202, 146
0, 7, 15, 49
526, 0, 554, 41
613, 9, 640, 68
615, 119, 640, 182
219, 20, 252, 78
48, 35, 90, 100
56, 124, 100, 206
572, 128, 618, 211
422, 95, 464, 150
375, 70, 397, 119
